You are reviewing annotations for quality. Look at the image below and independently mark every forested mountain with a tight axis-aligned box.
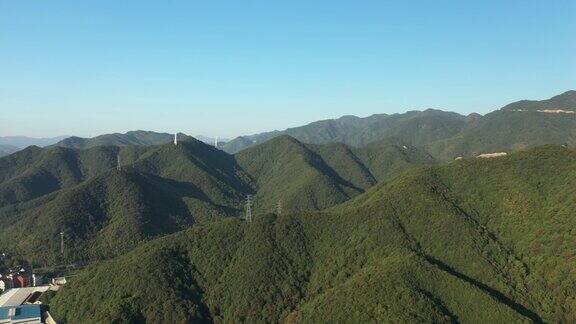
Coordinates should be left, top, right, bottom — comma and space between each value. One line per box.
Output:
54, 130, 193, 149
0, 145, 153, 208
2, 91, 575, 323
223, 110, 468, 153
0, 139, 253, 264
0, 170, 198, 264
0, 133, 431, 213
235, 135, 433, 212
0, 137, 252, 209
48, 146, 576, 323
130, 139, 253, 207
0, 145, 126, 207
0, 135, 432, 265
428, 91, 576, 159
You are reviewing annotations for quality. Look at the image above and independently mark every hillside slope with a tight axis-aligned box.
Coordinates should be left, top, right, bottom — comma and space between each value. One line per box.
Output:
0, 138, 251, 208
131, 139, 253, 207
428, 92, 576, 159
0, 168, 242, 265
49, 145, 576, 323
0, 145, 140, 208
426, 110, 576, 160
0, 140, 254, 264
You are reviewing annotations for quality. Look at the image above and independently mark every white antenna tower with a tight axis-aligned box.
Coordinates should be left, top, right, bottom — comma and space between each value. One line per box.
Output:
214, 136, 218, 148
174, 133, 178, 146
245, 195, 253, 223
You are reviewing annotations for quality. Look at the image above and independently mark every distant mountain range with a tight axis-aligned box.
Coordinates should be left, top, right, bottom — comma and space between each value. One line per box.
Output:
0, 135, 69, 148
0, 136, 69, 156
1, 90, 571, 161
222, 90, 576, 158
222, 109, 468, 154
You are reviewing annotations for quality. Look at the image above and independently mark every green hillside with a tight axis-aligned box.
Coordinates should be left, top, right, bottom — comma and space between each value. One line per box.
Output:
131, 139, 253, 207
48, 145, 576, 323
0, 168, 241, 265
0, 136, 433, 266
0, 145, 133, 208
0, 137, 253, 209
235, 135, 432, 212
0, 140, 254, 264
235, 136, 371, 212
351, 136, 435, 181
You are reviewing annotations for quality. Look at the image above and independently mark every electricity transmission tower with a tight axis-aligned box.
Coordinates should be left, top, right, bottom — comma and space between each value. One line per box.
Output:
245, 195, 253, 223
276, 200, 282, 215
117, 154, 121, 171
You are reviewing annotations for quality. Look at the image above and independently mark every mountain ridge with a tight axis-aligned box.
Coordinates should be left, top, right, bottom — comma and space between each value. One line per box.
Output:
223, 109, 469, 153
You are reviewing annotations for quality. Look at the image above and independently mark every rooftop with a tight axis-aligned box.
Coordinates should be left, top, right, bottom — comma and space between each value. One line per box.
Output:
0, 304, 41, 323
0, 287, 50, 308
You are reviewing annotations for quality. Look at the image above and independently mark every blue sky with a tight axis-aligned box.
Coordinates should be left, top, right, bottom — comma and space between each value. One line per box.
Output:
1, 0, 575, 138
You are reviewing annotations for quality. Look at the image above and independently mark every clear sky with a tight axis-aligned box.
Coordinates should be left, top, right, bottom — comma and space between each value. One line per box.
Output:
1, 0, 575, 138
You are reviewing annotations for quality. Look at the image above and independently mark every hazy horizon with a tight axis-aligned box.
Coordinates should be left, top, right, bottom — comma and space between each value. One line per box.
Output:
1, 1, 575, 138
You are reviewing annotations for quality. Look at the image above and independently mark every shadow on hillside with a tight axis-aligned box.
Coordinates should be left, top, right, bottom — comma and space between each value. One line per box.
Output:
422, 255, 543, 323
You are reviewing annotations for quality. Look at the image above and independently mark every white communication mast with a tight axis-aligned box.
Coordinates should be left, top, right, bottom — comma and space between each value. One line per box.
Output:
214, 136, 218, 148
174, 133, 178, 146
